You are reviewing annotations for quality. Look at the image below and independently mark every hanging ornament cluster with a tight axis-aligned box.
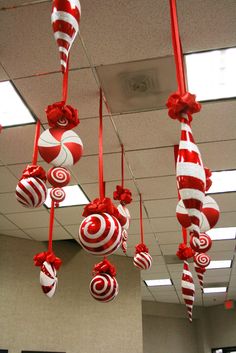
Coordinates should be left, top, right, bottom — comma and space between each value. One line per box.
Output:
167, 0, 220, 321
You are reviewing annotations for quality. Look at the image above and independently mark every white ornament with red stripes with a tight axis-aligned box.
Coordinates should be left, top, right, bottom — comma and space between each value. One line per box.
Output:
38, 128, 83, 167
51, 0, 81, 72
47, 166, 71, 187
133, 252, 152, 270
117, 204, 130, 230
190, 233, 212, 252
121, 240, 127, 254
176, 118, 206, 237
78, 213, 122, 256
200, 196, 220, 232
16, 177, 47, 208
40, 261, 58, 298
50, 187, 66, 204
176, 199, 192, 229
89, 273, 118, 302
194, 263, 206, 291
194, 252, 211, 268
182, 260, 195, 322
122, 229, 128, 241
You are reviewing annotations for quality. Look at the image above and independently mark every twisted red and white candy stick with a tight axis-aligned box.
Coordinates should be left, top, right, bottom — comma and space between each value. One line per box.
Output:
40, 261, 58, 298
194, 263, 206, 291
182, 260, 195, 322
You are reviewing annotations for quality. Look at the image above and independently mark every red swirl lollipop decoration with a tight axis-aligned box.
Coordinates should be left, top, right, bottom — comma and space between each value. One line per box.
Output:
50, 187, 66, 206
47, 166, 71, 187
190, 233, 212, 253
194, 252, 211, 268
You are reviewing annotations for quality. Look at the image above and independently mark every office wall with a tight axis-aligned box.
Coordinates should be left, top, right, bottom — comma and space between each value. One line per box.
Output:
0, 235, 143, 353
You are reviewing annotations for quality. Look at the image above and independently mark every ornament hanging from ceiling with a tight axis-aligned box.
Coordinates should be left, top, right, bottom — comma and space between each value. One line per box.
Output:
182, 260, 195, 322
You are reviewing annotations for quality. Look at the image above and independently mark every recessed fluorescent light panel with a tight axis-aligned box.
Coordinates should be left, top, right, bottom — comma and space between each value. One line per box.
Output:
185, 47, 236, 101
203, 287, 227, 294
0, 81, 35, 127
207, 170, 236, 194
207, 227, 236, 240
145, 279, 172, 287
206, 260, 232, 270
44, 185, 90, 208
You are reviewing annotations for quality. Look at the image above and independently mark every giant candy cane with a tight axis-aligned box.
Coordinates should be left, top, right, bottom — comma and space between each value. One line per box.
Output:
182, 260, 195, 322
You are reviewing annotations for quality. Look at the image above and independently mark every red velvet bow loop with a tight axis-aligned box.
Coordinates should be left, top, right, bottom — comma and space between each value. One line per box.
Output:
21, 165, 47, 182
166, 92, 201, 122
113, 185, 132, 205
33, 251, 62, 270
176, 243, 195, 260
135, 243, 149, 254
204, 167, 212, 192
83, 197, 117, 217
92, 258, 117, 277
46, 101, 79, 130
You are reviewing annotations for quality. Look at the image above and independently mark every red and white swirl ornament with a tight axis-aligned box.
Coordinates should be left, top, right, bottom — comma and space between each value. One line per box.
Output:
194, 263, 206, 291
78, 213, 122, 256
16, 177, 47, 208
117, 204, 130, 231
51, 0, 81, 73
182, 260, 195, 322
89, 273, 118, 302
50, 187, 66, 206
200, 196, 220, 232
47, 167, 71, 187
194, 252, 211, 268
176, 199, 192, 229
38, 128, 83, 167
133, 252, 152, 270
190, 233, 212, 253
40, 261, 58, 298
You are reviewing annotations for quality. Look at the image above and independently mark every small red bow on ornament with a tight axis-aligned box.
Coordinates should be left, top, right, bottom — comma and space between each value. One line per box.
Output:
166, 92, 201, 122
204, 167, 212, 192
46, 101, 79, 130
113, 185, 132, 205
83, 197, 117, 217
21, 165, 47, 182
176, 243, 195, 260
33, 251, 62, 270
135, 243, 149, 254
92, 258, 117, 277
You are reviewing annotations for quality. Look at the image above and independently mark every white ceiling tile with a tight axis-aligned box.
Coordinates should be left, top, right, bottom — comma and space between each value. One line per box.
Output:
0, 215, 18, 230
128, 218, 152, 235
150, 217, 180, 233
156, 232, 181, 245
0, 228, 30, 239
0, 167, 18, 192
160, 244, 178, 256
25, 226, 72, 241
5, 210, 59, 229
209, 251, 234, 261
201, 140, 236, 172
136, 176, 177, 201
212, 193, 236, 213
0, 63, 9, 81
217, 212, 236, 228
0, 192, 44, 214
142, 296, 155, 302
209, 240, 236, 253
54, 206, 84, 226
204, 268, 231, 279
145, 199, 177, 218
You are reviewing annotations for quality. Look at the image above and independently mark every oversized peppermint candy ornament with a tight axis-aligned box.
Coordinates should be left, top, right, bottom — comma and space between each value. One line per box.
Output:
38, 128, 83, 167
40, 261, 58, 298
50, 187, 66, 205
182, 260, 195, 322
200, 196, 220, 232
176, 199, 192, 229
194, 252, 211, 268
89, 273, 118, 302
190, 233, 212, 253
194, 263, 206, 291
47, 166, 71, 187
121, 240, 127, 254
78, 213, 122, 256
16, 177, 47, 208
117, 204, 130, 230
51, 0, 81, 72
133, 252, 152, 270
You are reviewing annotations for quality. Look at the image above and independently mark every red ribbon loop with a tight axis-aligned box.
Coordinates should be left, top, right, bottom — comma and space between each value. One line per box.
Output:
204, 167, 212, 192
135, 243, 149, 254
46, 101, 79, 130
113, 185, 132, 205
83, 197, 117, 217
21, 165, 47, 182
176, 243, 195, 260
92, 258, 116, 277
166, 92, 201, 122
33, 251, 62, 270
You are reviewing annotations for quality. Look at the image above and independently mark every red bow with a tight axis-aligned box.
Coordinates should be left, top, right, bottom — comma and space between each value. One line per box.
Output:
46, 101, 79, 130
204, 167, 212, 192
33, 251, 62, 270
21, 165, 47, 182
92, 258, 116, 277
176, 243, 195, 260
113, 185, 132, 205
83, 197, 117, 217
166, 92, 201, 122
135, 243, 149, 254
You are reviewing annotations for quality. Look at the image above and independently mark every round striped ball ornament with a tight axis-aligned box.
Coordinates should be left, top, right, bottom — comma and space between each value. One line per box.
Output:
78, 213, 122, 256
194, 252, 211, 268
176, 199, 192, 229
200, 196, 220, 232
190, 233, 212, 253
38, 128, 83, 167
89, 273, 118, 302
47, 167, 71, 187
117, 204, 130, 230
16, 177, 47, 208
133, 252, 152, 270
40, 261, 58, 298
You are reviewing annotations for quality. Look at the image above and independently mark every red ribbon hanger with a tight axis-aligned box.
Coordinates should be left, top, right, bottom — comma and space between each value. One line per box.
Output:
99, 88, 105, 200
62, 55, 69, 104
32, 120, 41, 165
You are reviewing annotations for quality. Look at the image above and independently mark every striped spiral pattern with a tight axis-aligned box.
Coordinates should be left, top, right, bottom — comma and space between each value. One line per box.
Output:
78, 213, 122, 256
200, 196, 220, 232
50, 187, 66, 204
47, 166, 71, 187
176, 199, 192, 229
122, 229, 128, 242
51, 0, 81, 72
182, 260, 195, 322
176, 119, 206, 241
117, 204, 130, 230
194, 263, 206, 291
16, 177, 47, 208
133, 252, 152, 270
190, 233, 212, 252
121, 240, 127, 254
89, 274, 118, 302
194, 252, 211, 268
40, 261, 58, 298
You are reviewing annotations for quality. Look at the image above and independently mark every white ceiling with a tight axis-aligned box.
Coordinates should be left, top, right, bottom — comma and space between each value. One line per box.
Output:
0, 0, 236, 307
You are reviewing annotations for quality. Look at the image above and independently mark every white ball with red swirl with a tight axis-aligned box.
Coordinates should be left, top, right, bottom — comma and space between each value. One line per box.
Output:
117, 204, 130, 230
200, 196, 220, 232
190, 233, 212, 252
89, 273, 118, 302
194, 252, 211, 268
50, 187, 66, 204
47, 167, 71, 187
121, 240, 127, 254
16, 177, 47, 208
133, 252, 152, 270
78, 213, 122, 256
40, 261, 58, 298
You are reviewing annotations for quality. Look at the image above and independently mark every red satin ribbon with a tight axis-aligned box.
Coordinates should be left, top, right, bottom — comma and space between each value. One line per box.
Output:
32, 120, 41, 165
48, 200, 55, 253
92, 258, 116, 277
99, 88, 105, 200
135, 243, 149, 254
139, 194, 144, 244
121, 144, 124, 189
62, 55, 69, 104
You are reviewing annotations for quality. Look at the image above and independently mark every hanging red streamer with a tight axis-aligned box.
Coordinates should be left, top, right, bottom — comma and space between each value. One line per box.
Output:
139, 194, 144, 244
32, 120, 41, 165
48, 200, 55, 253
62, 55, 69, 104
99, 88, 105, 200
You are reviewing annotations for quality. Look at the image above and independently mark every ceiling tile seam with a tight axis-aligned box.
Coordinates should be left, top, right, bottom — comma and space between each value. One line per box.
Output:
226, 251, 236, 301
0, 214, 35, 241
0, 0, 51, 11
